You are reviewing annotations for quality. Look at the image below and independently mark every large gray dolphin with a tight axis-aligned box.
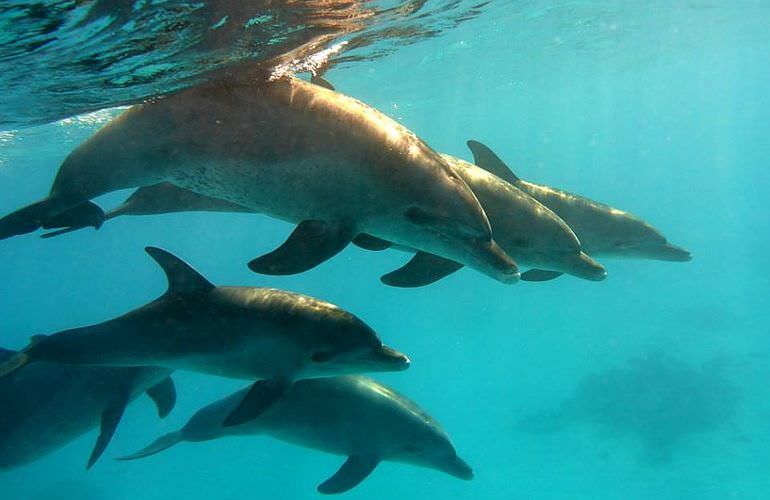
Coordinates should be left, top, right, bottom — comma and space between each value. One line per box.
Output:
119, 376, 473, 494
466, 140, 692, 262
0, 73, 518, 283
0, 346, 175, 470
0, 247, 409, 426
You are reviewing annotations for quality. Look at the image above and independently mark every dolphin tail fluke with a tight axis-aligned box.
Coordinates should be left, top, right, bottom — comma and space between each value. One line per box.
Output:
0, 198, 55, 240
116, 431, 184, 461
39, 201, 105, 239
0, 198, 105, 240
0, 352, 29, 378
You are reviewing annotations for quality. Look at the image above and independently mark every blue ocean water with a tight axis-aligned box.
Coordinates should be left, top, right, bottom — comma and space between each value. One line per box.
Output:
1, 2, 769, 499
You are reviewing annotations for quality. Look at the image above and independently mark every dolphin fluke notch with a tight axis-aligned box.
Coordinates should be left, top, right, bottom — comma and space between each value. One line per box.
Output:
87, 392, 130, 469
381, 252, 464, 288
318, 455, 380, 494
223, 378, 289, 427
145, 247, 215, 296
466, 140, 520, 185
117, 431, 184, 461
248, 220, 354, 275
146, 376, 177, 418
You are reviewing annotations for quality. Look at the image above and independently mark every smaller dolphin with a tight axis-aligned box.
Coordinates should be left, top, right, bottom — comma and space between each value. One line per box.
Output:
466, 140, 692, 262
0, 346, 175, 470
0, 248, 409, 426
119, 376, 472, 494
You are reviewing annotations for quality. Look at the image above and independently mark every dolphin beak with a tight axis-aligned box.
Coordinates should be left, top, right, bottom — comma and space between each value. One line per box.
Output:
573, 251, 607, 281
442, 455, 474, 480
656, 242, 692, 262
470, 239, 519, 284
369, 345, 410, 371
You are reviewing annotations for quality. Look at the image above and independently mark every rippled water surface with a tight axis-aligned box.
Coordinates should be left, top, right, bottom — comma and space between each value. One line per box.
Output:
1, 1, 769, 499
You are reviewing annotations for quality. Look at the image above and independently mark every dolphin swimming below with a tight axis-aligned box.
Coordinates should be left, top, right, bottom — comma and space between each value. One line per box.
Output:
0, 346, 175, 470
119, 376, 473, 494
466, 140, 692, 262
0, 73, 518, 283
0, 247, 409, 425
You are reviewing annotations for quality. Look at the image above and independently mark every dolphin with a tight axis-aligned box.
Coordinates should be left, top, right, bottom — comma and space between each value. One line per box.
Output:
93, 156, 608, 285
466, 140, 692, 262
0, 73, 518, 283
119, 376, 473, 494
0, 346, 175, 470
0, 247, 409, 425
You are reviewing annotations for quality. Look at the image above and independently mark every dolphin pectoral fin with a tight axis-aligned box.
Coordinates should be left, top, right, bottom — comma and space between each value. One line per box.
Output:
352, 234, 392, 251
87, 392, 130, 469
317, 455, 380, 494
381, 252, 464, 288
311, 75, 335, 91
117, 431, 184, 461
520, 269, 564, 282
146, 376, 177, 418
222, 378, 289, 427
145, 247, 215, 296
248, 220, 353, 275
466, 140, 520, 185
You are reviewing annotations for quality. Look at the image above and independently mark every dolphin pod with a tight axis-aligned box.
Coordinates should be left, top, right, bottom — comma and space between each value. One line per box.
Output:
0, 347, 175, 470
0, 61, 692, 493
0, 247, 409, 426
0, 73, 519, 284
119, 376, 472, 494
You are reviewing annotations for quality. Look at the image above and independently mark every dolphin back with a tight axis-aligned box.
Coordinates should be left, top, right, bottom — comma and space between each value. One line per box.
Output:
0, 348, 17, 363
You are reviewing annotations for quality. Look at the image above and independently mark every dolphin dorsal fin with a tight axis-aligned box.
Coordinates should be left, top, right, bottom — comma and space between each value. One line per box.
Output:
466, 140, 520, 184
311, 75, 335, 91
29, 334, 48, 345
145, 247, 215, 296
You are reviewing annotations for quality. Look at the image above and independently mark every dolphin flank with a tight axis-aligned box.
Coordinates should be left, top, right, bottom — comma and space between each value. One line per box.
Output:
120, 376, 472, 494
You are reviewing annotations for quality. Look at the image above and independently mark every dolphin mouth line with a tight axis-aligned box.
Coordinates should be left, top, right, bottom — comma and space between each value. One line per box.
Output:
422, 226, 519, 280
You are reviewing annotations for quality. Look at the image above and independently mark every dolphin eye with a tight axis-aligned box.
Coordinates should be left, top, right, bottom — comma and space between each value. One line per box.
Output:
312, 351, 334, 363
404, 207, 434, 226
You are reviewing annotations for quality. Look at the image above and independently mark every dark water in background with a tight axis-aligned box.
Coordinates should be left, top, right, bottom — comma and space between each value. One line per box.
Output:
1, 1, 769, 499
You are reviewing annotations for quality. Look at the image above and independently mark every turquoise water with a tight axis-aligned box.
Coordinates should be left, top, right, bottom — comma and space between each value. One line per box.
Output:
1, 2, 769, 499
